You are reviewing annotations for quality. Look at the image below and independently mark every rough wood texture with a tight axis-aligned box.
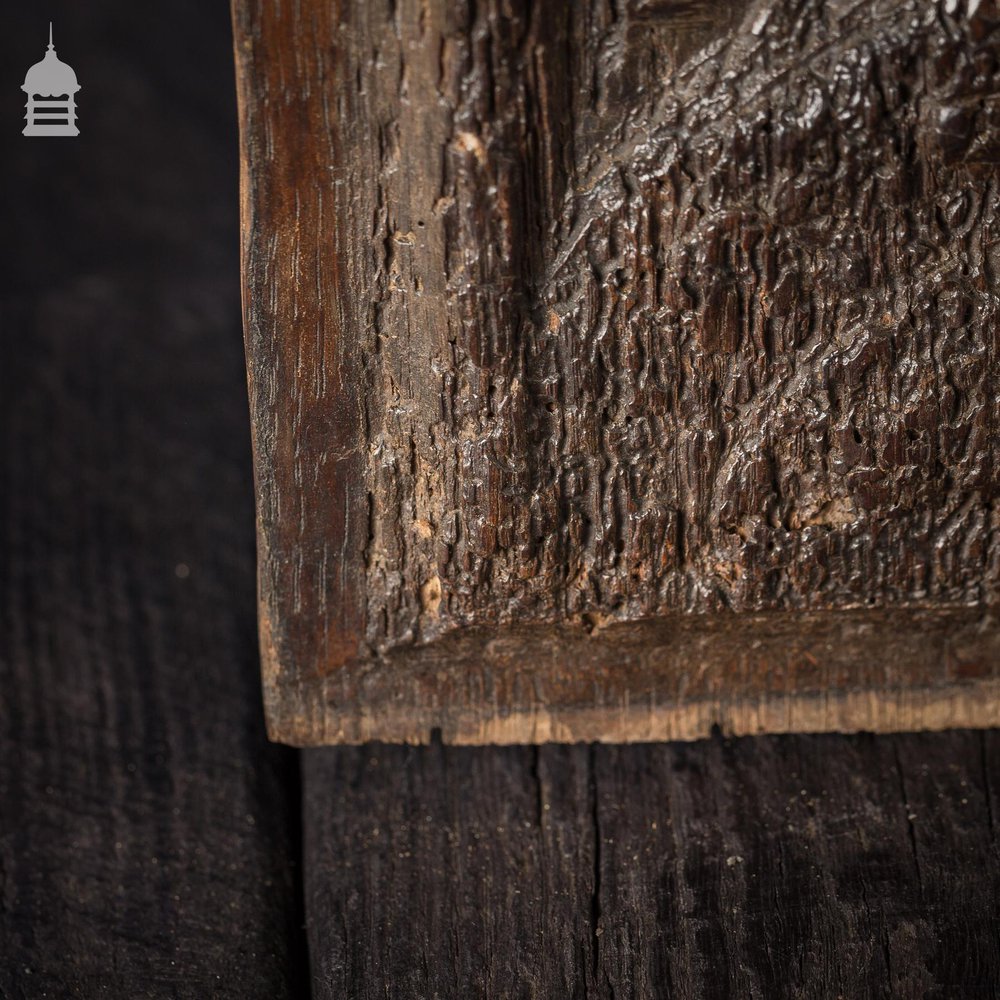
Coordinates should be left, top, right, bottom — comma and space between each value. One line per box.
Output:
0, 4, 305, 995
234, 0, 1000, 743
304, 729, 1000, 998
277, 606, 1000, 744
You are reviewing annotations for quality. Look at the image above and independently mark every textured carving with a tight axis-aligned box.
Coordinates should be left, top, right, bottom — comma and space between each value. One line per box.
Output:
233, 0, 1000, 743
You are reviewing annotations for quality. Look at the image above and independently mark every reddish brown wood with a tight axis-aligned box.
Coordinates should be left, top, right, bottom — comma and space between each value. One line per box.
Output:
233, 0, 1000, 744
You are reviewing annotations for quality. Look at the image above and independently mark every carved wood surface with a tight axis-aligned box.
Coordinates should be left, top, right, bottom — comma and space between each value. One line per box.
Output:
5, 4, 1000, 994
233, 0, 1000, 743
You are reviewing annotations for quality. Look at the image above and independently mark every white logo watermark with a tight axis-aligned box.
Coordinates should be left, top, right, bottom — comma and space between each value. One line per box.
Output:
22, 24, 80, 137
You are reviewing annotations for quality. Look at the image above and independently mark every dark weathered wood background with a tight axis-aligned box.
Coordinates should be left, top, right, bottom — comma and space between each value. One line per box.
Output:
305, 731, 1000, 999
0, 4, 305, 996
235, 0, 1000, 744
2, 2, 999, 997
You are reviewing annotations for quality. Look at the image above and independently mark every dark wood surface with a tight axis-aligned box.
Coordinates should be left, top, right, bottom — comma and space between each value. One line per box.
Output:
304, 730, 1000, 999
276, 606, 1000, 744
2, 3, 999, 998
0, 4, 305, 997
234, 0, 1000, 745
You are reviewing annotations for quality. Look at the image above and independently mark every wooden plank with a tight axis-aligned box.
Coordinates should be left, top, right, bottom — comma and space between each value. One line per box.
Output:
234, 0, 1000, 745
303, 730, 1000, 998
0, 4, 306, 996
272, 606, 1000, 744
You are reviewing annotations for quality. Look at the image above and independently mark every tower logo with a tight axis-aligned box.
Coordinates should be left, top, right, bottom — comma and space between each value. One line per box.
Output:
22, 24, 80, 137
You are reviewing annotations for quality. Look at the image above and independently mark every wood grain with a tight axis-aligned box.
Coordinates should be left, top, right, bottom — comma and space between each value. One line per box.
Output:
0, 4, 305, 995
278, 606, 1000, 744
234, 0, 1000, 743
304, 729, 1000, 998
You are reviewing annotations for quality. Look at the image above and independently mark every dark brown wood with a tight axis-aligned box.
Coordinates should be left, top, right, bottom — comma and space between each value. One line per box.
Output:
234, 0, 1000, 744
275, 606, 1000, 743
304, 729, 1000, 998
0, 4, 306, 995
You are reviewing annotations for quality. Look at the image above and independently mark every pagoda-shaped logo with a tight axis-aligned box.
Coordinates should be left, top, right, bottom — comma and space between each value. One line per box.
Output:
22, 24, 80, 137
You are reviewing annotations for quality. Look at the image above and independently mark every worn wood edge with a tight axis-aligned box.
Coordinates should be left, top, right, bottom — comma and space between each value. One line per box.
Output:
263, 606, 1000, 745
231, 6, 308, 726
276, 676, 1000, 746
